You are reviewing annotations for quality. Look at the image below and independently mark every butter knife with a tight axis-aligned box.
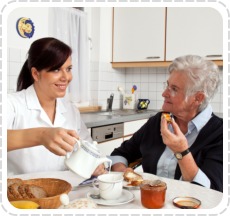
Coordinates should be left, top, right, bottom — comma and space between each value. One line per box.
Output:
71, 183, 93, 191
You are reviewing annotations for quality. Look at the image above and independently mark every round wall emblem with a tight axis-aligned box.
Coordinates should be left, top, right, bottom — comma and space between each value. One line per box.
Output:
16, 17, 35, 38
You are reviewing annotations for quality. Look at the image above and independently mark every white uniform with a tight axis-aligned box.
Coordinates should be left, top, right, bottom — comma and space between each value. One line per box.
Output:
7, 85, 92, 176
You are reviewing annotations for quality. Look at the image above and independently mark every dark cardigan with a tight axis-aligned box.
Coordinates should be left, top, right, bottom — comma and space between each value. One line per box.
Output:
111, 112, 223, 192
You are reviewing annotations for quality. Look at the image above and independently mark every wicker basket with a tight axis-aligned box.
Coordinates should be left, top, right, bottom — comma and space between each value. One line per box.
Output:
8, 178, 72, 209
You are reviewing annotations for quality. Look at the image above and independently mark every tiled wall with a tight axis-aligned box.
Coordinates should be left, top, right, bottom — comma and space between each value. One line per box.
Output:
7, 47, 223, 114
90, 61, 223, 113
90, 61, 125, 109
7, 48, 27, 93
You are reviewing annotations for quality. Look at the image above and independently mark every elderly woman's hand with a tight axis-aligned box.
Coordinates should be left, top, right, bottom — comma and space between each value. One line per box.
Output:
91, 163, 107, 177
161, 115, 188, 153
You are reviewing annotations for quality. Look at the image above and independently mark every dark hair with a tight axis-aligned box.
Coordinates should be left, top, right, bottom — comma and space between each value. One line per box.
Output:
17, 37, 72, 91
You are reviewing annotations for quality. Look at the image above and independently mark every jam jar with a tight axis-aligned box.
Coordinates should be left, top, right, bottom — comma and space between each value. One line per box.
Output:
140, 181, 167, 209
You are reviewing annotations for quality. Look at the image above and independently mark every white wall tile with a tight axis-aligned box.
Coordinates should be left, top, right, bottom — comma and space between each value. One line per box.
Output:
7, 76, 10, 90
10, 76, 18, 90
220, 93, 223, 104
211, 93, 220, 103
210, 102, 220, 113
141, 73, 148, 82
149, 92, 157, 101
7, 48, 10, 61
133, 73, 140, 82
125, 83, 132, 93
9, 62, 21, 76
156, 73, 166, 82
220, 103, 223, 113
156, 83, 163, 92
149, 83, 156, 92
126, 68, 133, 74
148, 101, 157, 110
10, 48, 20, 62
149, 67, 157, 73
141, 68, 148, 73
107, 81, 113, 91
7, 62, 10, 75
157, 101, 163, 110
140, 92, 149, 99
95, 62, 100, 71
149, 73, 157, 82
156, 91, 163, 100
112, 82, 117, 91
157, 67, 166, 73
133, 67, 140, 74
20, 49, 27, 63
140, 83, 148, 91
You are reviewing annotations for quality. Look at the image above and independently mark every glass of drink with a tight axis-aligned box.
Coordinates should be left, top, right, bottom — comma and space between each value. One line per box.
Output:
140, 181, 167, 209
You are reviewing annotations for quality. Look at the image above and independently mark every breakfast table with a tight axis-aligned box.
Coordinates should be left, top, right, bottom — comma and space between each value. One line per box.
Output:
9, 170, 223, 209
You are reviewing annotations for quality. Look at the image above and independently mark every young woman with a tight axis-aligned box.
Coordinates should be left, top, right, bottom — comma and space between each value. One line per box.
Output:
7, 37, 107, 176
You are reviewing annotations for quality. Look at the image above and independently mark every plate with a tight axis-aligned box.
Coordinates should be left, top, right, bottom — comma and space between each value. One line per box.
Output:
173, 196, 201, 209
122, 172, 158, 190
86, 189, 135, 206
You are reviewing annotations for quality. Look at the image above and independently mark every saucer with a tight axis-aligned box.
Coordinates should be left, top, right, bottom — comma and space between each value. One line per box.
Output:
86, 189, 135, 206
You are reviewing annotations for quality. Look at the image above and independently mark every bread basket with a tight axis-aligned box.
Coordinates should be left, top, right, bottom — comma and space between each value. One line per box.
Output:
8, 178, 72, 209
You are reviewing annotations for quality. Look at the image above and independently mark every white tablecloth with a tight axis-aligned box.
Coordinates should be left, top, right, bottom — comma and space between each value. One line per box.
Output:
10, 170, 223, 209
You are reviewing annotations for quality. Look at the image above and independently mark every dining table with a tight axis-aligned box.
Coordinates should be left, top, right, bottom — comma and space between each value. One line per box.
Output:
9, 170, 223, 209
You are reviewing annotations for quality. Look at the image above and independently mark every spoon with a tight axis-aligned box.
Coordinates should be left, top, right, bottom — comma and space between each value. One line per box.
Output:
150, 180, 161, 187
118, 86, 125, 94
90, 193, 101, 199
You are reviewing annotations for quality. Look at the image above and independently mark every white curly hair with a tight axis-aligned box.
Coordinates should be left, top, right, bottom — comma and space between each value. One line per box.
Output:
168, 55, 221, 112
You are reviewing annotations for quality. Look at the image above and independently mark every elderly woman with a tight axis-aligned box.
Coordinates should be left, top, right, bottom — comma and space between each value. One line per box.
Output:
110, 55, 223, 192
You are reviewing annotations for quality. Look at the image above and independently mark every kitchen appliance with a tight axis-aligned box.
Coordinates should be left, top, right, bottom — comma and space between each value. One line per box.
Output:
92, 123, 124, 143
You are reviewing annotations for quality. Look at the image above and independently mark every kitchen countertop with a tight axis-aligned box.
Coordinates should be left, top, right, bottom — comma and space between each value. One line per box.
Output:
81, 109, 223, 128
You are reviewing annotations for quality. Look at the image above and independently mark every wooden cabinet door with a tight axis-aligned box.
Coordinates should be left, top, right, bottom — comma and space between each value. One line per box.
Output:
166, 7, 223, 61
113, 7, 165, 62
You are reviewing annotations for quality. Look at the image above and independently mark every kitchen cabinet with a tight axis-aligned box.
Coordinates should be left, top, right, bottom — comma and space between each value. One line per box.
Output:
124, 135, 132, 141
124, 119, 148, 136
113, 7, 165, 62
166, 7, 223, 61
112, 7, 223, 67
98, 138, 123, 158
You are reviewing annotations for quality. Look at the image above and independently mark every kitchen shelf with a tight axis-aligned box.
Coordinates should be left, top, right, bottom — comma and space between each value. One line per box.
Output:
111, 60, 223, 68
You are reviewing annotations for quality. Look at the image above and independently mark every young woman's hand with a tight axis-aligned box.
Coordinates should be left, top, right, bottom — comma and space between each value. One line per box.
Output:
41, 127, 80, 156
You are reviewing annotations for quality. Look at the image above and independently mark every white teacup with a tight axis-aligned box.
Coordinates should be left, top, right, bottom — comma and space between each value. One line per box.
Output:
92, 174, 124, 200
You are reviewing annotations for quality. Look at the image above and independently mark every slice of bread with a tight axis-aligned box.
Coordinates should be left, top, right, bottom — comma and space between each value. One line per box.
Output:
130, 179, 143, 186
18, 184, 29, 198
8, 183, 23, 199
123, 170, 143, 182
25, 185, 47, 199
7, 178, 23, 199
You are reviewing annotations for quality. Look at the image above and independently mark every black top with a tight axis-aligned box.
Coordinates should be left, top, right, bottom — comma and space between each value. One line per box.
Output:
111, 112, 223, 192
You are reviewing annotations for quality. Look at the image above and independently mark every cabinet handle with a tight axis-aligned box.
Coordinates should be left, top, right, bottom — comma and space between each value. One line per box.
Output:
146, 56, 160, 59
205, 55, 222, 58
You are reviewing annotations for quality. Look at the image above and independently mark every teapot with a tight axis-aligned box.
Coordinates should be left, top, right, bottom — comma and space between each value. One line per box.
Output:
64, 138, 112, 179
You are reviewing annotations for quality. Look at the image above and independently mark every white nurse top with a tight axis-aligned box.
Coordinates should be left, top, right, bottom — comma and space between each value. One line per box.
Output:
7, 85, 92, 176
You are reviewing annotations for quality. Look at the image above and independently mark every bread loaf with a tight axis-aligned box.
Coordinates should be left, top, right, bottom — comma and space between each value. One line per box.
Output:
7, 178, 23, 199
9, 183, 23, 199
18, 185, 30, 198
25, 185, 47, 199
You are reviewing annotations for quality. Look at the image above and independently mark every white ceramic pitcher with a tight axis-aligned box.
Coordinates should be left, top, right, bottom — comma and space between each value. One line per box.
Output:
64, 138, 112, 179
